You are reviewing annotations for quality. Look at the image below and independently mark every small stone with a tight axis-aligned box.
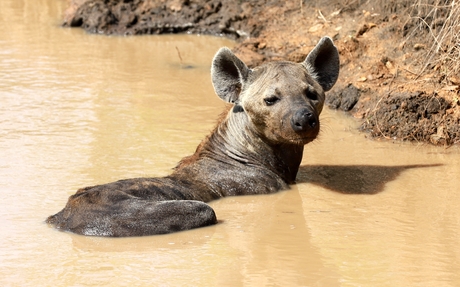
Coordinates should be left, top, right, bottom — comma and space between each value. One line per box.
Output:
414, 43, 425, 50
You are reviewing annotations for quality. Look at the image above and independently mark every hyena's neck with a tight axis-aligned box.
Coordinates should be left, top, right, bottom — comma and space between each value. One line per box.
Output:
203, 108, 304, 184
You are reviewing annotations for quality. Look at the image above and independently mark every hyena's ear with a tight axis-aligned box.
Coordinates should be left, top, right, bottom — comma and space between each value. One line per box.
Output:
211, 47, 250, 103
303, 36, 340, 92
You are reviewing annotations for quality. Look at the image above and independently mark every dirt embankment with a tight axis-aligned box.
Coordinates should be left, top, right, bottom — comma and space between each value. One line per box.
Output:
63, 0, 460, 146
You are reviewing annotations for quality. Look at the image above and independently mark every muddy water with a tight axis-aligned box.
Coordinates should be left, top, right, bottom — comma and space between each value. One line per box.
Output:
1, 1, 460, 286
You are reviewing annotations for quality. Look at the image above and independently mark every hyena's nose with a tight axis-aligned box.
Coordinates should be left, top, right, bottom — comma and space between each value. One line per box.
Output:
291, 108, 317, 132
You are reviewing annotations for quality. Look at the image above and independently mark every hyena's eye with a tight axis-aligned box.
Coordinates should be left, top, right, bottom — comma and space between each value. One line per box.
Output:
304, 87, 318, 101
264, 96, 280, 106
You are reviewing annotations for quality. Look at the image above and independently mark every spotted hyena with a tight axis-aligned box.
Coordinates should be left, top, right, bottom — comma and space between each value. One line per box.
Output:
47, 36, 339, 237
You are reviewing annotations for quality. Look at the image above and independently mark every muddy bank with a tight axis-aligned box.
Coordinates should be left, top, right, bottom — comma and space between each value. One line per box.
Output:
63, 0, 263, 38
62, 0, 460, 145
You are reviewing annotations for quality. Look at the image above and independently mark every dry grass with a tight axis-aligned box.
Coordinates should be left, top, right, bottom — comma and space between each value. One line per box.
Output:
320, 0, 459, 82
404, 0, 460, 81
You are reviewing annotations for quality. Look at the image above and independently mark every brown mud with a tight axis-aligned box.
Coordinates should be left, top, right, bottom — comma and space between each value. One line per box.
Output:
63, 0, 460, 145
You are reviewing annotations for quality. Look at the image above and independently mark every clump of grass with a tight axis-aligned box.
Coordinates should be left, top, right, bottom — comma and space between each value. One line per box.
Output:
406, 0, 460, 82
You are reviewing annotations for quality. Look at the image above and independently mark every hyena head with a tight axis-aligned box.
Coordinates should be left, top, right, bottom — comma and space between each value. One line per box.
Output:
211, 37, 339, 145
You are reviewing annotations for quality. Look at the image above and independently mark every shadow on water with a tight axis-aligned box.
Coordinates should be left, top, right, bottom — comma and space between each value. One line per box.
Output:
296, 164, 443, 194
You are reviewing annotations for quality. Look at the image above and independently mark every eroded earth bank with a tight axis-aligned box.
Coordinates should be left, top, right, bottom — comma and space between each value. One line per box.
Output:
63, 0, 460, 145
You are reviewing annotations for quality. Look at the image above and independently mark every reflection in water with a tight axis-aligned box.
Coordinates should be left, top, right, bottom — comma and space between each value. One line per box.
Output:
1, 0, 460, 286
298, 164, 443, 194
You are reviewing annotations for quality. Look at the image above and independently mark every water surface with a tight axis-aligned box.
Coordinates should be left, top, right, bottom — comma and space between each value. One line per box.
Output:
1, 1, 460, 286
